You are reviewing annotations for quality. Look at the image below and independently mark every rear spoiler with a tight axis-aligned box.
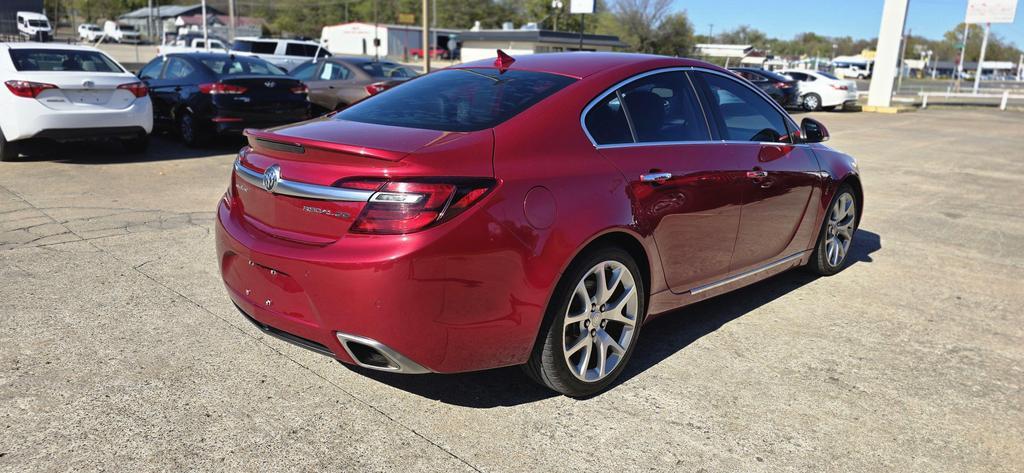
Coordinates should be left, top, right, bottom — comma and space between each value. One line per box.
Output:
244, 128, 407, 162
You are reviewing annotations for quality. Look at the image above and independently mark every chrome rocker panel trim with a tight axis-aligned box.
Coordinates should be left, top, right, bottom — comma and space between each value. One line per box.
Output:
688, 251, 809, 295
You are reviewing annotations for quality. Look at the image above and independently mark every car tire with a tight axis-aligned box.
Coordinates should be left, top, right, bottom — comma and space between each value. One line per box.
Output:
179, 112, 209, 148
802, 93, 822, 111
0, 133, 19, 162
822, 105, 837, 112
524, 246, 646, 397
121, 135, 149, 153
806, 184, 858, 276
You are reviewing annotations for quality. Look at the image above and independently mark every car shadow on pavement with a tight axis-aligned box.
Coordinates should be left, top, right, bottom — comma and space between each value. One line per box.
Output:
348, 229, 881, 407
11, 134, 245, 164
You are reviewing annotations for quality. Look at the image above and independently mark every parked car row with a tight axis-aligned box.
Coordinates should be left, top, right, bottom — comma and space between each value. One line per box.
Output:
0, 41, 428, 159
730, 67, 859, 112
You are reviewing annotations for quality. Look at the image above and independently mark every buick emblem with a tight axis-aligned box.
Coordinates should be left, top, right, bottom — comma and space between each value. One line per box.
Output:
262, 164, 281, 192
264, 81, 276, 88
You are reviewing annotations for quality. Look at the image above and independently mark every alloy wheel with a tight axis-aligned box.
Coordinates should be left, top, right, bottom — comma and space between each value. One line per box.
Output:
804, 95, 820, 110
561, 260, 640, 383
825, 193, 856, 267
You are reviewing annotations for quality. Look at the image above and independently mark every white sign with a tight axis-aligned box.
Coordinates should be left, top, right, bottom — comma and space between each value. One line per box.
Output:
570, 0, 595, 14
966, 0, 1018, 24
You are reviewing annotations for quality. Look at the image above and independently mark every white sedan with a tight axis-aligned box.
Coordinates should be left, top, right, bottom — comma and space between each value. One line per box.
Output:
779, 69, 859, 111
0, 43, 152, 161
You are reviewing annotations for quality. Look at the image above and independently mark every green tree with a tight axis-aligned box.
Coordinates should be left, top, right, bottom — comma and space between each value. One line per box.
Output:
653, 12, 693, 57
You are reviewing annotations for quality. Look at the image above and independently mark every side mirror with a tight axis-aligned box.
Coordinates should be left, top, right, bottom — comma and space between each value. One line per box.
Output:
801, 117, 829, 143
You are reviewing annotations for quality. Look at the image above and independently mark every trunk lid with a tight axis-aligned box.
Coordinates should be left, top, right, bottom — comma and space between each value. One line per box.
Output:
24, 73, 139, 111
232, 118, 494, 244
213, 76, 307, 113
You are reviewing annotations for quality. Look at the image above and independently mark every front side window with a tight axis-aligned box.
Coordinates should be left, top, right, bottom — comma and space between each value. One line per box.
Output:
319, 62, 350, 80
697, 72, 792, 143
164, 57, 197, 80
338, 68, 576, 132
9, 49, 123, 73
232, 40, 277, 54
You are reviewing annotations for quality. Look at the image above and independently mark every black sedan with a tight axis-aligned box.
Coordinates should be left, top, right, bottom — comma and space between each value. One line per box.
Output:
729, 67, 799, 108
137, 53, 310, 146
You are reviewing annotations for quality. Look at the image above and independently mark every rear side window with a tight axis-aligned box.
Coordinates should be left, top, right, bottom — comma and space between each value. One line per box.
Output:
290, 61, 317, 80
585, 93, 632, 145
164, 57, 197, 80
696, 72, 792, 143
359, 61, 416, 79
9, 49, 123, 73
319, 62, 350, 80
232, 40, 277, 54
338, 68, 576, 132
285, 43, 323, 57
138, 58, 164, 80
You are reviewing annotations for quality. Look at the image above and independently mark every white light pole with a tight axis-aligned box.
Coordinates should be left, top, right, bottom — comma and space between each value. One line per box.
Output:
201, 0, 209, 51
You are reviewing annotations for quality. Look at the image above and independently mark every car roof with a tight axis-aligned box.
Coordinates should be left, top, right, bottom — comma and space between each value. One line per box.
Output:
17, 11, 48, 19
234, 37, 320, 46
1, 42, 105, 52
456, 52, 718, 79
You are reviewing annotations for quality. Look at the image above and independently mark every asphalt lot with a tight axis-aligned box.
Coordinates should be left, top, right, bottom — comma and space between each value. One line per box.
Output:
1, 109, 1022, 471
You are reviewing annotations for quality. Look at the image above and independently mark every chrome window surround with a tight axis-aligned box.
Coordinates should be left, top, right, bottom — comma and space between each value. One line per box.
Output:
234, 158, 374, 202
580, 66, 802, 150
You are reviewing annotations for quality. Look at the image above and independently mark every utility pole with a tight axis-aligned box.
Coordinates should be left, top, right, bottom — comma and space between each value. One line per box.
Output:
201, 0, 208, 51
897, 28, 910, 92
708, 24, 714, 42
228, 0, 236, 41
972, 22, 990, 94
147, 0, 153, 42
422, 0, 430, 73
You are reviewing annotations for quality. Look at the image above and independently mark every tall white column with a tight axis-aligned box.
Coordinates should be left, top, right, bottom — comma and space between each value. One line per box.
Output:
867, 0, 911, 108
972, 23, 990, 94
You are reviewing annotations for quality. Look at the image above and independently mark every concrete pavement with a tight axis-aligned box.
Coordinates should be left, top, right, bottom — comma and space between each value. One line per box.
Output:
1, 109, 1022, 471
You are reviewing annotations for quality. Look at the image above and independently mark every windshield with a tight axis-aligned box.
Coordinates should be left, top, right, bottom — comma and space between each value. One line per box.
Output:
9, 49, 123, 73
28, 20, 49, 27
200, 56, 287, 76
359, 61, 416, 79
337, 68, 576, 132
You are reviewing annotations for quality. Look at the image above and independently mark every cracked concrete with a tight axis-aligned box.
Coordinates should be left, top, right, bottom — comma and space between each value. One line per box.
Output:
1, 109, 1022, 471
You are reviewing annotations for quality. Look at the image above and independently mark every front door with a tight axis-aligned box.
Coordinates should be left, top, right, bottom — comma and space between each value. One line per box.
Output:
585, 70, 747, 293
691, 71, 822, 271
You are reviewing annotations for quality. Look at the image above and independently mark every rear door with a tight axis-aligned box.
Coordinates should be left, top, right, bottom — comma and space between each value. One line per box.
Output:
309, 61, 353, 109
691, 71, 822, 272
587, 69, 747, 293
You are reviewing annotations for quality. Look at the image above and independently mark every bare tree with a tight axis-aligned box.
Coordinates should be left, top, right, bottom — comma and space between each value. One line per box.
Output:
613, 0, 672, 53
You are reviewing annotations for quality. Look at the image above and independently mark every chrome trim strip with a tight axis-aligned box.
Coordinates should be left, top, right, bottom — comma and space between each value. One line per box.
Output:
336, 332, 431, 374
234, 159, 374, 202
594, 140, 814, 150
580, 66, 800, 148
688, 251, 808, 295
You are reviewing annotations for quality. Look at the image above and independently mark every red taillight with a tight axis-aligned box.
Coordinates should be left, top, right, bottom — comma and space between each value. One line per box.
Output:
775, 82, 792, 89
364, 82, 390, 95
117, 81, 148, 97
831, 84, 849, 91
291, 83, 309, 94
344, 179, 494, 234
199, 83, 247, 95
5, 80, 57, 98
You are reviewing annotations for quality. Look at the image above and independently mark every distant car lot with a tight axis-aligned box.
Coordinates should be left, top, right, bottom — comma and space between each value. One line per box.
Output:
1, 108, 1021, 470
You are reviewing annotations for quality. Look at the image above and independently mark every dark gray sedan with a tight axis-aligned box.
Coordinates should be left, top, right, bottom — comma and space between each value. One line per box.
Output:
290, 56, 417, 114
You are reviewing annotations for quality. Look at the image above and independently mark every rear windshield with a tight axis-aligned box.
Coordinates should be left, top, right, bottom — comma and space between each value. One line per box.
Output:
200, 56, 287, 76
358, 61, 416, 79
9, 49, 123, 73
337, 68, 575, 132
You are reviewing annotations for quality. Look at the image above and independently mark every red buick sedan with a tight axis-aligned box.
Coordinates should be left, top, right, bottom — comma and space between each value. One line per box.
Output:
216, 52, 862, 396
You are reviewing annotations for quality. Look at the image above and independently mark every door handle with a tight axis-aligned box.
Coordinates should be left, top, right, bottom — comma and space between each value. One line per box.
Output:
640, 172, 672, 183
173, 86, 182, 92
746, 170, 768, 179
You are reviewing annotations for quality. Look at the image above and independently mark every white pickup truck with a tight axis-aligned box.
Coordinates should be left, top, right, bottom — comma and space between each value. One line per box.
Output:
103, 21, 142, 44
157, 36, 229, 55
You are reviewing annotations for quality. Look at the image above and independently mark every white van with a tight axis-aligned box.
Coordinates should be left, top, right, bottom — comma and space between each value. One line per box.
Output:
103, 21, 142, 44
17, 11, 52, 41
230, 37, 329, 71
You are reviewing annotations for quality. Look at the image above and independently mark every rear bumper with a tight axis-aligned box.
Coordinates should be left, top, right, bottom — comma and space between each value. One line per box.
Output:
0, 98, 152, 142
32, 126, 148, 141
214, 196, 544, 374
209, 109, 310, 135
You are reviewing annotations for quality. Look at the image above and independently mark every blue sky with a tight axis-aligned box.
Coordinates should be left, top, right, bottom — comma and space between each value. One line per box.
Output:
673, 0, 1023, 47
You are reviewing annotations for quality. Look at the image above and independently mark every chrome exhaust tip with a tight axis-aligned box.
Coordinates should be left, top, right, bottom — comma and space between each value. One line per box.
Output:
335, 332, 430, 374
